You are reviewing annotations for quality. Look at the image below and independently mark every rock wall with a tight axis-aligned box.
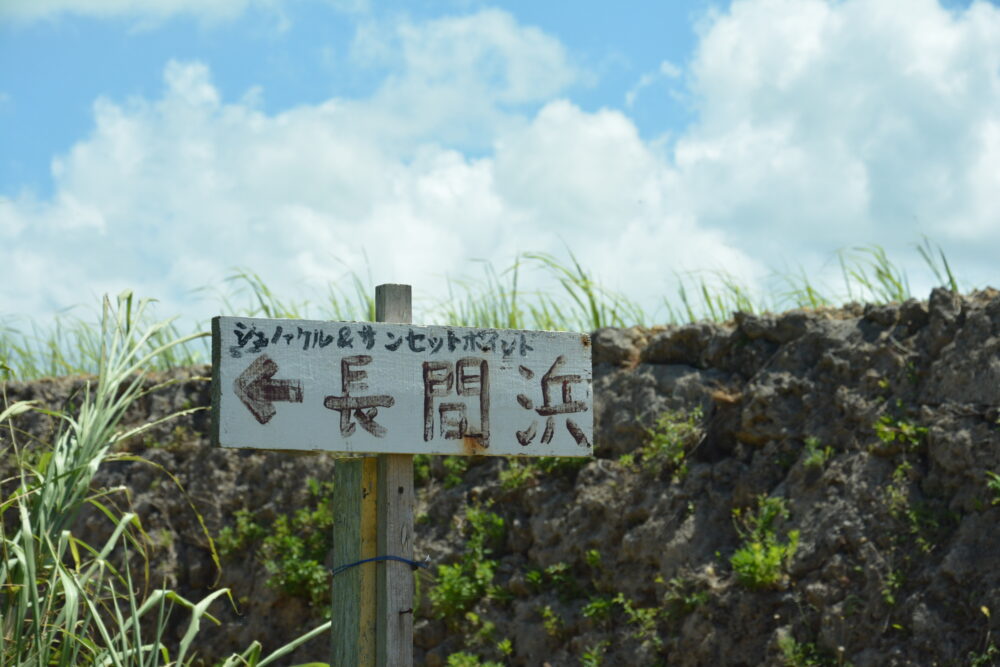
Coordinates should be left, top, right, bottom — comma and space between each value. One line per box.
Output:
3, 287, 1000, 666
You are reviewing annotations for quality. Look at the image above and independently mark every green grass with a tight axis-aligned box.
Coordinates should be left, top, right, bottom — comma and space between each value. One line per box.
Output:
0, 239, 969, 381
0, 292, 332, 666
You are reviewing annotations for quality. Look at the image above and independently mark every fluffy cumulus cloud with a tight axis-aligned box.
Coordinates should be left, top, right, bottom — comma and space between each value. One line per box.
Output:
345, 9, 581, 152
677, 0, 1000, 287
3, 0, 1000, 323
0, 10, 753, 322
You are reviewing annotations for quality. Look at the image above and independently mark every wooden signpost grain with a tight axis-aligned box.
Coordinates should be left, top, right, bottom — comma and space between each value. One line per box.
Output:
331, 456, 376, 666
373, 285, 415, 667
211, 284, 592, 666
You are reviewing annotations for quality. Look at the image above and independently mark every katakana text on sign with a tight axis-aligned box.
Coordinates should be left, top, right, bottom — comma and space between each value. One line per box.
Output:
211, 316, 593, 457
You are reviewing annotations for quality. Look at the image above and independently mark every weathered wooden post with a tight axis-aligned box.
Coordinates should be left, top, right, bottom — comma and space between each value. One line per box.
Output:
373, 284, 414, 667
210, 285, 593, 666
331, 455, 376, 665
328, 284, 412, 666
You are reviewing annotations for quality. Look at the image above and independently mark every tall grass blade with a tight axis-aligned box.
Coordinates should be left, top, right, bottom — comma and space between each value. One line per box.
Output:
1, 293, 232, 666
916, 236, 959, 293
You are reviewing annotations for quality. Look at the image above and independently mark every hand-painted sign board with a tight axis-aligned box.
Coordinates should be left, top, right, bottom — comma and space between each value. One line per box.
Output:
211, 316, 593, 457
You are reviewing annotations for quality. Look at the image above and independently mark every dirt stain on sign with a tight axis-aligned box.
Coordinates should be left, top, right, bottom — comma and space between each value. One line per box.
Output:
462, 435, 488, 456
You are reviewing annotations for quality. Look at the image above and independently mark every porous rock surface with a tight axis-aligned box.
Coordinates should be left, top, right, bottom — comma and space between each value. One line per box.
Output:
4, 287, 1000, 666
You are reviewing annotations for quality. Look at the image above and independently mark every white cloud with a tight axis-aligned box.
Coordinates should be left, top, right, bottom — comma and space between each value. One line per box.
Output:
354, 9, 576, 105
5, 0, 1000, 327
347, 9, 580, 152
660, 61, 682, 79
677, 0, 1000, 291
0, 10, 753, 324
625, 59, 682, 108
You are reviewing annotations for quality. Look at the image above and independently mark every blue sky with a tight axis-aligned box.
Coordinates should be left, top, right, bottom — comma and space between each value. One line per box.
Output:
2, 0, 999, 324
1, 1, 710, 193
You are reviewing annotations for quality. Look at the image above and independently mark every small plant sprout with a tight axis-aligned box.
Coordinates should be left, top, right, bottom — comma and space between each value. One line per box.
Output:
640, 407, 704, 477
802, 436, 833, 469
985, 471, 1000, 505
443, 455, 470, 488
429, 503, 505, 621
969, 606, 997, 667
777, 633, 829, 667
445, 651, 503, 667
580, 640, 610, 667
873, 407, 927, 451
730, 495, 800, 590
971, 605, 997, 666
540, 605, 563, 637
662, 576, 709, 618
582, 595, 616, 625
613, 593, 662, 647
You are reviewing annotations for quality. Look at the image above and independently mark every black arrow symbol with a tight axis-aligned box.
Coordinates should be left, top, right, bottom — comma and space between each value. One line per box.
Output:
234, 354, 304, 425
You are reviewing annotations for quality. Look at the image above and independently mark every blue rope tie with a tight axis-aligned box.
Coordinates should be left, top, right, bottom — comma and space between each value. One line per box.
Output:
331, 555, 429, 578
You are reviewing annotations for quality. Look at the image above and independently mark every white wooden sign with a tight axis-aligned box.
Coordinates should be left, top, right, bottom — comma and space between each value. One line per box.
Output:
211, 316, 593, 457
